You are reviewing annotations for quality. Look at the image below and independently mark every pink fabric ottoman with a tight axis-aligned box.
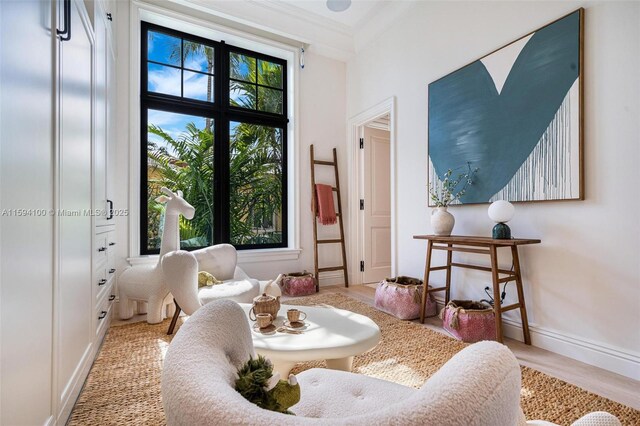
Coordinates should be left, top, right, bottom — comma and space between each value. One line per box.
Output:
279, 272, 316, 296
440, 300, 496, 343
374, 279, 437, 320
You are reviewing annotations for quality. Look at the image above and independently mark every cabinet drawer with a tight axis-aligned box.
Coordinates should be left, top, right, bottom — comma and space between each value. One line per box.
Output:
95, 289, 115, 339
107, 232, 116, 271
106, 260, 117, 280
96, 268, 113, 305
107, 231, 116, 251
95, 233, 108, 265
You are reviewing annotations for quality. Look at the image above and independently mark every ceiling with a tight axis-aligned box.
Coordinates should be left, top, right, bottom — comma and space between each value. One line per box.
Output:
277, 0, 390, 29
172, 0, 415, 61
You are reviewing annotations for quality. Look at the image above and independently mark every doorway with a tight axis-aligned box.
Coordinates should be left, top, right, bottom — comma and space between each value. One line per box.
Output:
347, 97, 396, 285
361, 118, 391, 283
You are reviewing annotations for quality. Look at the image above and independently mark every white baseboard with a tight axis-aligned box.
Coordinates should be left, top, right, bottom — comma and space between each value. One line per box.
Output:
501, 318, 640, 381
432, 296, 640, 381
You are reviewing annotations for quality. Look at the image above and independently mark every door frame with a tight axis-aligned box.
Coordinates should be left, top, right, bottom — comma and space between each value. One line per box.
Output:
347, 97, 396, 284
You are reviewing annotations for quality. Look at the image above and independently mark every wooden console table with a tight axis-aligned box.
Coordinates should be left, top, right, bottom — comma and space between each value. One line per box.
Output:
413, 235, 541, 344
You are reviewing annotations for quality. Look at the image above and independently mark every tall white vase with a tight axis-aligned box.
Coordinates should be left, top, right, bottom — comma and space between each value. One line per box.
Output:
431, 207, 455, 236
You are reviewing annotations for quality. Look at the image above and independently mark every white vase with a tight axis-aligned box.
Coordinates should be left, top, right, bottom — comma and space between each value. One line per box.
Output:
431, 207, 455, 236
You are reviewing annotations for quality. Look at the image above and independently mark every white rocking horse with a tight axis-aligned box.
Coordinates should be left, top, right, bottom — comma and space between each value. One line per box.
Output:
118, 187, 195, 324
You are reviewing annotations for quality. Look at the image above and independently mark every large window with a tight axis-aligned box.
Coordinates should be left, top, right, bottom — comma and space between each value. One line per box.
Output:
141, 22, 288, 254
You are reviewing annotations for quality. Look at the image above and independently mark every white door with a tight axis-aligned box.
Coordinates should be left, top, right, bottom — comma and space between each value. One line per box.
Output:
363, 126, 391, 283
0, 1, 55, 424
94, 4, 108, 226
57, 0, 94, 418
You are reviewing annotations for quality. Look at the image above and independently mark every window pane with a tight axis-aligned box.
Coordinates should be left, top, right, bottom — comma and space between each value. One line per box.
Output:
257, 87, 283, 114
183, 42, 214, 73
147, 63, 181, 97
257, 60, 283, 89
148, 31, 181, 66
229, 121, 283, 246
230, 52, 255, 83
230, 81, 256, 109
146, 109, 214, 251
184, 71, 214, 102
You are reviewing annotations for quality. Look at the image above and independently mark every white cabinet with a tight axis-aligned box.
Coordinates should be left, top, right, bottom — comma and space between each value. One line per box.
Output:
0, 1, 55, 425
94, 226, 116, 345
55, 0, 95, 422
94, 0, 117, 227
0, 0, 118, 424
93, 0, 118, 349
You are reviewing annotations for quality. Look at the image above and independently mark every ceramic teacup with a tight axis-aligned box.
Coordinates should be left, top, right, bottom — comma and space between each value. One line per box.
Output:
287, 309, 307, 323
256, 313, 273, 329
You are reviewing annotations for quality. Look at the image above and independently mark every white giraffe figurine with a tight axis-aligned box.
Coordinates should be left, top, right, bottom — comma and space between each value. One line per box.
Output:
118, 187, 195, 324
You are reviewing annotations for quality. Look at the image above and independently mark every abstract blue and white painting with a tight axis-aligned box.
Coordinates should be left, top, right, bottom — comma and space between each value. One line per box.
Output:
428, 9, 583, 204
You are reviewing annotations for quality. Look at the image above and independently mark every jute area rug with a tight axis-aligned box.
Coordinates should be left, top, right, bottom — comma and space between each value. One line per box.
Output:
68, 293, 640, 425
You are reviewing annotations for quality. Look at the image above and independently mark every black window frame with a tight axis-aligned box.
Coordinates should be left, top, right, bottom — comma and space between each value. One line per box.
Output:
140, 22, 288, 255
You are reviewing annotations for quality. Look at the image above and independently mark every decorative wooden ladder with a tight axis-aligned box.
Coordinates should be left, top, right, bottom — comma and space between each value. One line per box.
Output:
310, 144, 349, 291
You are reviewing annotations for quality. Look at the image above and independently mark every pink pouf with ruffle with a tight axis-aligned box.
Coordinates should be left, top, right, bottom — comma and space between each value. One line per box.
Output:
374, 279, 437, 320
279, 273, 316, 296
440, 300, 496, 343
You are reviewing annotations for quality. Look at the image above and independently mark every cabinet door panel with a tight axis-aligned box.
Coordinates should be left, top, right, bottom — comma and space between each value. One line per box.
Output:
94, 5, 108, 225
106, 23, 116, 218
0, 1, 54, 424
57, 0, 93, 411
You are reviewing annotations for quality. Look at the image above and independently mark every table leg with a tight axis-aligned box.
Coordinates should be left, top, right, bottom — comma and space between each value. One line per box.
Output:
511, 246, 532, 345
445, 243, 453, 305
325, 356, 353, 372
270, 360, 297, 377
489, 245, 504, 343
420, 240, 434, 323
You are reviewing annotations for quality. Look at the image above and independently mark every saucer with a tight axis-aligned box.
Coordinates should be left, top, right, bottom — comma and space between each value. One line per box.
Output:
283, 320, 306, 329
252, 323, 276, 334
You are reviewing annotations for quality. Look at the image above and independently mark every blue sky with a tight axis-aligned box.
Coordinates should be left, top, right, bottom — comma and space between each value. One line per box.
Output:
146, 31, 253, 156
147, 30, 212, 155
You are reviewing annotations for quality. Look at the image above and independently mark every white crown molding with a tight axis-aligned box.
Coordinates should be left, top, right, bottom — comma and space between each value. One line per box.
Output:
249, 0, 355, 37
157, 0, 416, 62
162, 0, 356, 60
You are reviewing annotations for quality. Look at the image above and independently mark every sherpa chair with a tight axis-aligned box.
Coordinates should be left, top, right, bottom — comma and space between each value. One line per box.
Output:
161, 246, 280, 334
161, 300, 620, 425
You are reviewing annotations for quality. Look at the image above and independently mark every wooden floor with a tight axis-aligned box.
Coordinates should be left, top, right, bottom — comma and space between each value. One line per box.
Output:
114, 284, 640, 410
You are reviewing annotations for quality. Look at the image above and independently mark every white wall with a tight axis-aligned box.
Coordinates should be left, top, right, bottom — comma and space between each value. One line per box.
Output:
114, 1, 348, 285
239, 51, 348, 281
347, 1, 640, 379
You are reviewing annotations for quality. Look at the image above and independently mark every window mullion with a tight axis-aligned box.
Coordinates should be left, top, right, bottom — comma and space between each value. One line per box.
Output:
214, 41, 231, 244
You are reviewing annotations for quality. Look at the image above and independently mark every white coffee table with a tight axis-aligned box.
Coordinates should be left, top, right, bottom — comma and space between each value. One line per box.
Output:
241, 303, 381, 376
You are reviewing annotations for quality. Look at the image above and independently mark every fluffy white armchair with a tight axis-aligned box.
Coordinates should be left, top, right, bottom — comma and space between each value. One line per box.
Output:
161, 245, 280, 334
162, 300, 621, 426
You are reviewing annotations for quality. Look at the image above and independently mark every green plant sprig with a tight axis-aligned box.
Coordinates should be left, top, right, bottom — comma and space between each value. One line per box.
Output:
429, 163, 478, 207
